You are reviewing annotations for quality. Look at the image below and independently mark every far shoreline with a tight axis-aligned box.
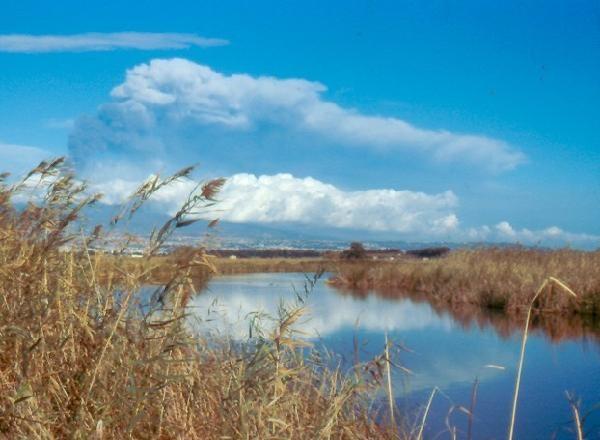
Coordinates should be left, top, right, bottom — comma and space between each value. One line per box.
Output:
100, 246, 600, 318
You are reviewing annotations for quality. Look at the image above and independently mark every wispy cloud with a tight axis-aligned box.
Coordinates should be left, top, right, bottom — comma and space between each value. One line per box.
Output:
0, 32, 228, 53
0, 141, 51, 175
43, 118, 75, 130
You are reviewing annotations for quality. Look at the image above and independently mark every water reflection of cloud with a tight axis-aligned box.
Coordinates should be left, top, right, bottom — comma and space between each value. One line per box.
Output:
399, 342, 514, 394
183, 273, 598, 438
185, 274, 515, 396
187, 274, 454, 339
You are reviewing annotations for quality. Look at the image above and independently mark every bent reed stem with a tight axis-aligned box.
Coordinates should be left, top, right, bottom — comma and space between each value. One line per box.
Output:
507, 277, 577, 440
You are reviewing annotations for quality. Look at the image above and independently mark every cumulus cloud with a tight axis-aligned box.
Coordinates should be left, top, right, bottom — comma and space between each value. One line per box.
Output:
60, 59, 597, 248
69, 58, 525, 173
0, 33, 228, 53
220, 174, 459, 234
90, 171, 599, 248
464, 221, 600, 248
92, 172, 460, 236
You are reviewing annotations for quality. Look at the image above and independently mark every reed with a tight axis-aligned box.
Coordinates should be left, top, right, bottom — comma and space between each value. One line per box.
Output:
96, 253, 332, 287
416, 387, 438, 440
565, 392, 584, 440
213, 256, 329, 275
507, 277, 577, 440
0, 161, 399, 439
329, 248, 600, 316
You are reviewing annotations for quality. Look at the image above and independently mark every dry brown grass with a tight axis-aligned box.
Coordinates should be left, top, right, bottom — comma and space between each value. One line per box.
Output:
95, 255, 330, 290
0, 161, 399, 439
214, 256, 330, 275
329, 248, 600, 315
94, 252, 213, 288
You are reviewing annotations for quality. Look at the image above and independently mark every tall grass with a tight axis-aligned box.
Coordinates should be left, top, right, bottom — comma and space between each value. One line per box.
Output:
3, 161, 594, 438
0, 161, 398, 438
211, 256, 328, 276
329, 248, 600, 315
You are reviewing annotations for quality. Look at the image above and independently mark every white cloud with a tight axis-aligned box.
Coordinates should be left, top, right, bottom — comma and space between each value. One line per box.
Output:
90, 172, 600, 248
0, 33, 228, 53
70, 58, 525, 172
495, 221, 516, 237
92, 172, 460, 236
0, 141, 52, 176
60, 59, 596, 248
219, 174, 459, 234
465, 221, 600, 248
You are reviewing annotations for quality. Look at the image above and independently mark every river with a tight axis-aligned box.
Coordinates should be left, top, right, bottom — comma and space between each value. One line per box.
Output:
163, 272, 600, 439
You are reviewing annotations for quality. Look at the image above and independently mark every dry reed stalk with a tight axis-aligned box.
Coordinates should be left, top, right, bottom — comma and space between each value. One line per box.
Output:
384, 332, 395, 427
417, 387, 438, 440
467, 377, 479, 440
507, 277, 577, 440
566, 392, 584, 440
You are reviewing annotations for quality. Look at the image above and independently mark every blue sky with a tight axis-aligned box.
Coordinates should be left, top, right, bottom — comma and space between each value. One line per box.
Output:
0, 0, 599, 247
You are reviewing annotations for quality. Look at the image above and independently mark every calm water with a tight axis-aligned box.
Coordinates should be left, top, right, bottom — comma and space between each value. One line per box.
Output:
178, 273, 599, 439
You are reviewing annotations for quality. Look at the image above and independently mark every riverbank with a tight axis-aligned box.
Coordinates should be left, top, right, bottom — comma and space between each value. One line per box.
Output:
109, 246, 600, 317
95, 253, 330, 287
328, 247, 600, 316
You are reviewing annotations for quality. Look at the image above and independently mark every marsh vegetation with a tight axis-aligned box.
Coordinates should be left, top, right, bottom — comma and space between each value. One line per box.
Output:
329, 247, 600, 316
0, 161, 399, 438
1, 161, 598, 438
